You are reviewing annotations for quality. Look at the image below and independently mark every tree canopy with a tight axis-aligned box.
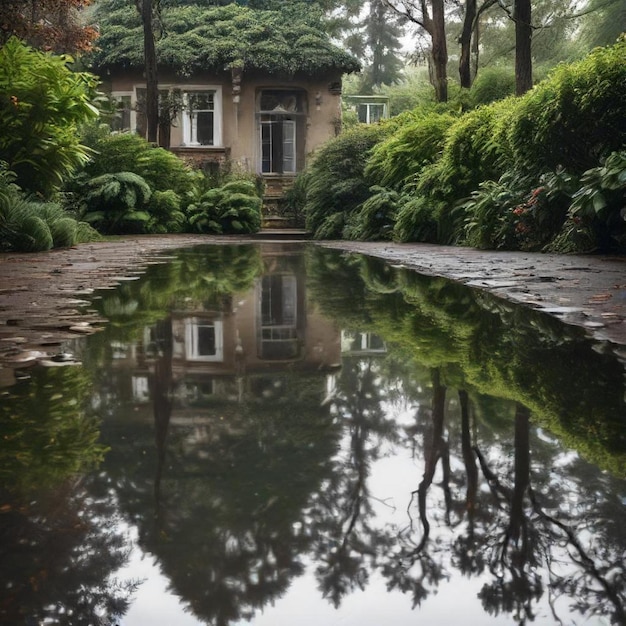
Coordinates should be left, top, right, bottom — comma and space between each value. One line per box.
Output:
0, 0, 98, 53
89, 1, 360, 76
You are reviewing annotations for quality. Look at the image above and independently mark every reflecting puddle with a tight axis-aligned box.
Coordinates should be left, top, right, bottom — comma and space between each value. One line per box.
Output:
1, 243, 624, 626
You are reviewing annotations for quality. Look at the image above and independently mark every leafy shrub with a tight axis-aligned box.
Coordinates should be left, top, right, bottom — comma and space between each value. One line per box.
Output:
460, 177, 527, 249
79, 172, 152, 235
305, 123, 390, 239
187, 179, 261, 234
148, 190, 186, 233
552, 150, 626, 252
392, 195, 438, 243
365, 111, 456, 190
84, 132, 193, 196
436, 98, 516, 197
343, 186, 399, 241
0, 37, 99, 197
509, 39, 626, 176
469, 66, 516, 107
0, 194, 98, 252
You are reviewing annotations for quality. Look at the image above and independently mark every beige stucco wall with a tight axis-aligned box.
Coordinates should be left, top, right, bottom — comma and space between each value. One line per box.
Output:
104, 68, 343, 175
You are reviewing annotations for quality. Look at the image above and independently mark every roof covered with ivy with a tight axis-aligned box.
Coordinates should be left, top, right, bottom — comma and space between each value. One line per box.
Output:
89, 2, 361, 77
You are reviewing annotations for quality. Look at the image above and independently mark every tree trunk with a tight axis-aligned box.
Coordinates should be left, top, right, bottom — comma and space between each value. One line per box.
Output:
514, 0, 533, 95
140, 0, 159, 143
430, 0, 448, 102
459, 0, 477, 89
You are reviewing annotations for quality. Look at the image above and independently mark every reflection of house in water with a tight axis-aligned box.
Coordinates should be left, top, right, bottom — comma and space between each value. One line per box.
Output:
116, 246, 341, 411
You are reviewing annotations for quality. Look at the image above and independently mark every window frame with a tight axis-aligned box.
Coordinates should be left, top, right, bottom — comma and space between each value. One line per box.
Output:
181, 86, 223, 147
110, 85, 223, 148
184, 318, 224, 362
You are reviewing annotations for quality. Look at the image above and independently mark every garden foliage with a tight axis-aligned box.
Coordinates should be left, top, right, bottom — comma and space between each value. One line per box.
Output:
303, 39, 626, 253
187, 179, 262, 235
0, 165, 98, 252
305, 124, 390, 239
0, 37, 99, 197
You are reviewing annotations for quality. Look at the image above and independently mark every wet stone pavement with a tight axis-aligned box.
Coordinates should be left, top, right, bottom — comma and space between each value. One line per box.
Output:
0, 236, 624, 379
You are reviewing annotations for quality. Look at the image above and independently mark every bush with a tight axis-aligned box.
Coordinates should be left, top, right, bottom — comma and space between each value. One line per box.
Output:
79, 171, 152, 235
392, 195, 438, 243
0, 194, 99, 252
187, 179, 261, 234
553, 150, 626, 252
509, 39, 626, 176
305, 123, 390, 239
0, 38, 99, 197
149, 190, 186, 233
84, 132, 193, 196
365, 111, 456, 190
343, 186, 399, 241
459, 176, 526, 249
469, 66, 516, 107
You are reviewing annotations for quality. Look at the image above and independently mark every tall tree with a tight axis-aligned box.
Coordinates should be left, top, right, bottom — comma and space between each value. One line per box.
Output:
0, 0, 98, 53
342, 0, 406, 92
513, 0, 533, 94
385, 0, 449, 102
456, 0, 499, 88
136, 0, 159, 143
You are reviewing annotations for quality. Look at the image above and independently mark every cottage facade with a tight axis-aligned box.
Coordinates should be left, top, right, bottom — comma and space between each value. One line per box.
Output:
104, 68, 345, 223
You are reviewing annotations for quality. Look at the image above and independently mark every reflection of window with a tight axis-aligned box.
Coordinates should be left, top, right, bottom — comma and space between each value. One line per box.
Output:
358, 102, 386, 124
111, 341, 129, 359
132, 375, 150, 403
258, 274, 300, 360
178, 380, 216, 406
258, 89, 305, 174
341, 331, 386, 354
185, 319, 224, 361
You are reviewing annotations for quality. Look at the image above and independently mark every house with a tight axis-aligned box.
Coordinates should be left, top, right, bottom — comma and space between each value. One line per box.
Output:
90, 3, 360, 226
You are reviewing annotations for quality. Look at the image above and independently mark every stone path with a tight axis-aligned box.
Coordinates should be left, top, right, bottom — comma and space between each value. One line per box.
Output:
0, 236, 624, 380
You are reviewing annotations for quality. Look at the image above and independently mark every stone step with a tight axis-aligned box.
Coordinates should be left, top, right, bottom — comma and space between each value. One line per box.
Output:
252, 228, 311, 240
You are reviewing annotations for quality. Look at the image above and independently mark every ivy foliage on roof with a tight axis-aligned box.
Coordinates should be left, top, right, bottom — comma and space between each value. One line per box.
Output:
89, 1, 360, 77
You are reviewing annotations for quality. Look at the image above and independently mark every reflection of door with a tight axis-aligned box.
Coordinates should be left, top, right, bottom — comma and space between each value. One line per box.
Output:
257, 274, 300, 360
260, 119, 296, 174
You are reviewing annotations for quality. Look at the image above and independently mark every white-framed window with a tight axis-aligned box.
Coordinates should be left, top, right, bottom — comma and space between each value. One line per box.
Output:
181, 88, 222, 147
358, 102, 386, 124
185, 318, 224, 361
110, 85, 223, 147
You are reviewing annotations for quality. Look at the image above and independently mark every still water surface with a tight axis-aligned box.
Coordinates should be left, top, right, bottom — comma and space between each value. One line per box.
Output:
1, 243, 625, 626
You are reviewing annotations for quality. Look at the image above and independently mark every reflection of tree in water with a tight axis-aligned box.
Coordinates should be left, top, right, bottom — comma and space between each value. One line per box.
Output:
310, 355, 399, 606
473, 406, 626, 624
308, 247, 626, 624
97, 365, 341, 626
0, 367, 135, 625
0, 481, 137, 626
